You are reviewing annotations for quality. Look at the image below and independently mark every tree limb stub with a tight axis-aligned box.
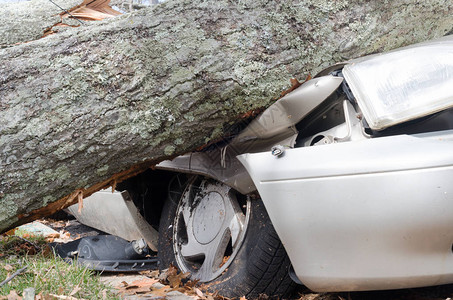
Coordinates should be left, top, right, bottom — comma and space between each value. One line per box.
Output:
1, 0, 452, 233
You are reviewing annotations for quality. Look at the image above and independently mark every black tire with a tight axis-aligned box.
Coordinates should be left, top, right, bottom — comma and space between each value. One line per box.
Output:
158, 174, 296, 298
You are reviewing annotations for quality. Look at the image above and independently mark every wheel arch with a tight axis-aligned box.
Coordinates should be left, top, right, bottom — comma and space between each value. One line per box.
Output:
116, 168, 179, 231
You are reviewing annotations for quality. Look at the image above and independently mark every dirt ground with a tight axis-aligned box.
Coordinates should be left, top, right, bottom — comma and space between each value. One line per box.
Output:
45, 218, 453, 300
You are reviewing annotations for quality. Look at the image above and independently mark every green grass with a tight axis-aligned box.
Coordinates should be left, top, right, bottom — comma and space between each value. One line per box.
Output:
0, 235, 121, 299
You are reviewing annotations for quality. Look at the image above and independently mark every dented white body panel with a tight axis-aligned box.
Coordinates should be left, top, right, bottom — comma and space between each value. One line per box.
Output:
238, 130, 453, 291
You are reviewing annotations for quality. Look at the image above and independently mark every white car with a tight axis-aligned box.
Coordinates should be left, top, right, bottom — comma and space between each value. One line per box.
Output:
70, 35, 453, 298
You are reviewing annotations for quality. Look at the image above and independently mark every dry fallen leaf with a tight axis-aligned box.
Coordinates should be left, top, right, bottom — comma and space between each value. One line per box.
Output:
184, 279, 200, 289
219, 255, 230, 268
3, 264, 14, 272
61, 0, 121, 21
165, 265, 190, 288
4, 228, 16, 236
41, 245, 53, 258
46, 233, 60, 239
116, 277, 159, 295
130, 278, 159, 288
120, 281, 129, 287
148, 286, 172, 297
168, 272, 190, 288
167, 265, 179, 276
6, 290, 21, 300
22, 233, 36, 239
279, 74, 312, 98
139, 269, 160, 278
195, 287, 205, 299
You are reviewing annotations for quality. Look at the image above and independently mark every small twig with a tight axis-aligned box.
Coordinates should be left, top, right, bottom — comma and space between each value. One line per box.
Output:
111, 179, 117, 193
77, 265, 89, 287
0, 266, 28, 287
47, 0, 85, 25
15, 236, 41, 252
77, 190, 84, 213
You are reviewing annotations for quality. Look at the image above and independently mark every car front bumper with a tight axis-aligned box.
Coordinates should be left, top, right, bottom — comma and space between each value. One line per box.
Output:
238, 129, 453, 292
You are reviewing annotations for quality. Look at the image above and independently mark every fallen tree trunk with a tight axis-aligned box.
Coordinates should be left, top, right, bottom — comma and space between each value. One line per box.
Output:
1, 0, 452, 232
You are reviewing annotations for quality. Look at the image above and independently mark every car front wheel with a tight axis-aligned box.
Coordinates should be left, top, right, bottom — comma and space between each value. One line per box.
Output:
158, 175, 296, 298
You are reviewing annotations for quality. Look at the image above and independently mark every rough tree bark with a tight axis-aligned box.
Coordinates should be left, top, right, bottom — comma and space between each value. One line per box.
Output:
1, 0, 452, 232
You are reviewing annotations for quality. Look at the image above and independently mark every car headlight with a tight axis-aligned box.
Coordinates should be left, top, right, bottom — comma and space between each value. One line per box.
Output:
343, 37, 453, 130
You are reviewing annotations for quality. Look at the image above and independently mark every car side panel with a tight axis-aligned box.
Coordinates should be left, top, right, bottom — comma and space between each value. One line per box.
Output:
238, 130, 453, 291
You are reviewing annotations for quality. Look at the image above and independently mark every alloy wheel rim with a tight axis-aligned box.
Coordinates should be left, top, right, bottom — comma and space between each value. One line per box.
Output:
173, 177, 251, 282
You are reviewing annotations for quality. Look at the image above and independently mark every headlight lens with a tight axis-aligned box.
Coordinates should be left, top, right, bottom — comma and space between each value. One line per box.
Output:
343, 38, 453, 130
